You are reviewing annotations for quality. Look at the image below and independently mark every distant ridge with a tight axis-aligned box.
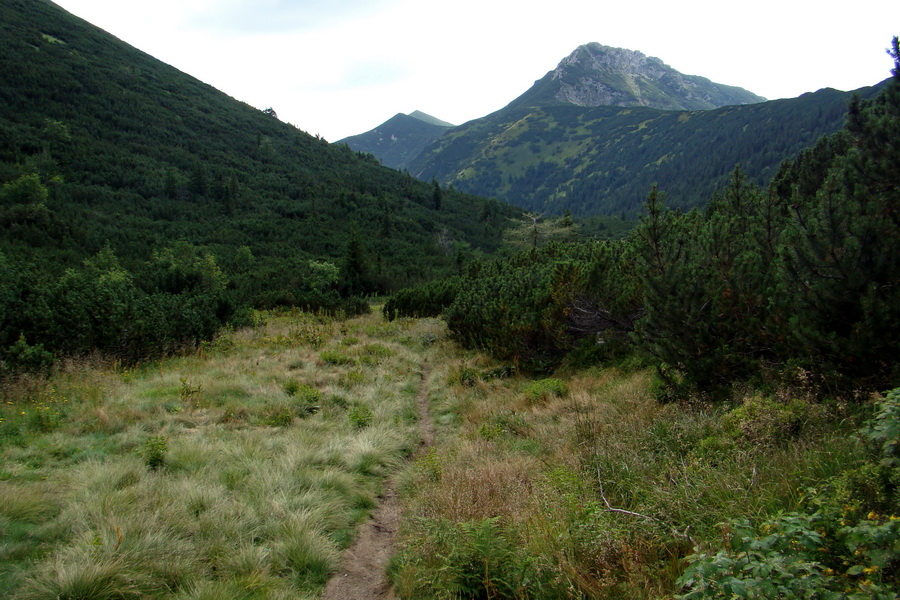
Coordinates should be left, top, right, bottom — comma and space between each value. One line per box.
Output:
338, 111, 454, 170
404, 41, 885, 216
408, 110, 454, 127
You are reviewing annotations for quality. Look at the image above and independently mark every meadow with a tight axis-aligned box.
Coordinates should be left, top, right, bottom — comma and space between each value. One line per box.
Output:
0, 309, 440, 599
0, 309, 894, 599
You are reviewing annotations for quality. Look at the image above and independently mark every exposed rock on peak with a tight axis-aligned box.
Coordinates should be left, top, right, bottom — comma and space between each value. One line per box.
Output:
510, 42, 766, 111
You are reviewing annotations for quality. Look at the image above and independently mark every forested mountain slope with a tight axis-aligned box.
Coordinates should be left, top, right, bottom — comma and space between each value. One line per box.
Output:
409, 81, 885, 216
0, 0, 516, 363
337, 111, 453, 171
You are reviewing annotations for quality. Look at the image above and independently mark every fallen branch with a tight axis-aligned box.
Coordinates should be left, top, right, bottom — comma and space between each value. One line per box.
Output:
595, 463, 698, 548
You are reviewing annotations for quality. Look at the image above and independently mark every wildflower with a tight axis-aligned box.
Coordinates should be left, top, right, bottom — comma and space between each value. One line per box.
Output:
867, 511, 879, 521
863, 566, 879, 575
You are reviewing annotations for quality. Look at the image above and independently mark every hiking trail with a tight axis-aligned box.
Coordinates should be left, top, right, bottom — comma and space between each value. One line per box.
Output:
320, 362, 433, 600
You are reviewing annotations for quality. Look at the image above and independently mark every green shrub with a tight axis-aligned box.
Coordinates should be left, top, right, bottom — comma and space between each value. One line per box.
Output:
677, 512, 899, 599
139, 436, 168, 470
677, 389, 900, 599
327, 395, 349, 410
3, 335, 54, 373
721, 395, 822, 446
179, 377, 203, 408
348, 404, 373, 429
456, 366, 479, 387
479, 412, 530, 440
390, 517, 567, 600
523, 378, 568, 403
283, 381, 321, 416
319, 350, 354, 366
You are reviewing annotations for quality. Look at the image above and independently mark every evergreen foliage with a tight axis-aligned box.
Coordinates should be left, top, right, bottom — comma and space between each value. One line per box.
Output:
0, 0, 517, 366
389, 43, 900, 393
410, 82, 887, 218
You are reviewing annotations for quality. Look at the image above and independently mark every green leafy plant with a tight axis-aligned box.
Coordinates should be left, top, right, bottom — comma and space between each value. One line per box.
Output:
523, 378, 568, 403
348, 403, 374, 429
179, 377, 203, 408
139, 436, 168, 470
677, 389, 900, 599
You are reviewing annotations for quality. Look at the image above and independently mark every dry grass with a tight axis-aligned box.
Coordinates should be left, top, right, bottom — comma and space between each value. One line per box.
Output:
392, 354, 866, 599
419, 439, 539, 523
0, 309, 439, 599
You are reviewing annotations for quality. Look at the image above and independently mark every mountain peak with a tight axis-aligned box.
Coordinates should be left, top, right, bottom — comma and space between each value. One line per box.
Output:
408, 110, 454, 127
509, 42, 765, 111
338, 112, 453, 170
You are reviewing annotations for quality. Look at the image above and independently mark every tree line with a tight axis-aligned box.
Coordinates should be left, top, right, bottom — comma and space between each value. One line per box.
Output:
386, 40, 900, 397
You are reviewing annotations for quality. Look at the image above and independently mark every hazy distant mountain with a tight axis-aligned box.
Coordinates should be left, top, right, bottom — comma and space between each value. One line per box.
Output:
507, 43, 766, 111
338, 111, 453, 170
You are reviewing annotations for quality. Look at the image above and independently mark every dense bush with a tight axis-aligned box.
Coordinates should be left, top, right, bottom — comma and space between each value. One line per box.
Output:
677, 388, 900, 599
386, 43, 900, 393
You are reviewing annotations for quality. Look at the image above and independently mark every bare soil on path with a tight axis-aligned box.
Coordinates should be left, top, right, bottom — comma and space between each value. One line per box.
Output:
320, 362, 433, 600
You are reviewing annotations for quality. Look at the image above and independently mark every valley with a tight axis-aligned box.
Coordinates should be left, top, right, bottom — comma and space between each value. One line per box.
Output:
0, 308, 894, 599
0, 1, 897, 598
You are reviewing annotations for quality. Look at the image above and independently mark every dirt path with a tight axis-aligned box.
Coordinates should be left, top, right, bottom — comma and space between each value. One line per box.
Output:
320, 362, 433, 600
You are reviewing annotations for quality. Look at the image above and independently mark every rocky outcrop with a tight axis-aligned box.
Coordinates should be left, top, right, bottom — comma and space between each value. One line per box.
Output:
510, 43, 766, 111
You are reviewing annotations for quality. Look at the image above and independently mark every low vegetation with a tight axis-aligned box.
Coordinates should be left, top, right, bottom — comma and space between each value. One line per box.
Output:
0, 1, 896, 597
0, 309, 442, 599
390, 350, 897, 599
0, 305, 896, 599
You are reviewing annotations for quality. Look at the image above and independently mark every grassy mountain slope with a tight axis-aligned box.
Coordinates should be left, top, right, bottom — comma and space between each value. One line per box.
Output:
0, 0, 514, 290
407, 110, 454, 127
337, 112, 453, 171
409, 82, 886, 216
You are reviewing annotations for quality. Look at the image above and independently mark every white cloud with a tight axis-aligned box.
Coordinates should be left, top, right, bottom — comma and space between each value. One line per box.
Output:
53, 0, 900, 141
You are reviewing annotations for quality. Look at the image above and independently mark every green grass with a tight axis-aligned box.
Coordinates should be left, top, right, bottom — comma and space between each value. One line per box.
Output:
391, 360, 873, 599
1, 309, 884, 599
0, 309, 438, 598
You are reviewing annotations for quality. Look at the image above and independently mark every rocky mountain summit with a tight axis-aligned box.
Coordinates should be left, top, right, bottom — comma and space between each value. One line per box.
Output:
508, 43, 766, 111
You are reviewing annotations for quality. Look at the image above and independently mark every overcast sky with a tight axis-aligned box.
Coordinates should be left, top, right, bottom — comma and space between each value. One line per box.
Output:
54, 0, 900, 142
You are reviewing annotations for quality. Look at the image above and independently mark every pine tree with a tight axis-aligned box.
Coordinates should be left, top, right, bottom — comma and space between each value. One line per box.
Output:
779, 42, 900, 387
431, 180, 442, 211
